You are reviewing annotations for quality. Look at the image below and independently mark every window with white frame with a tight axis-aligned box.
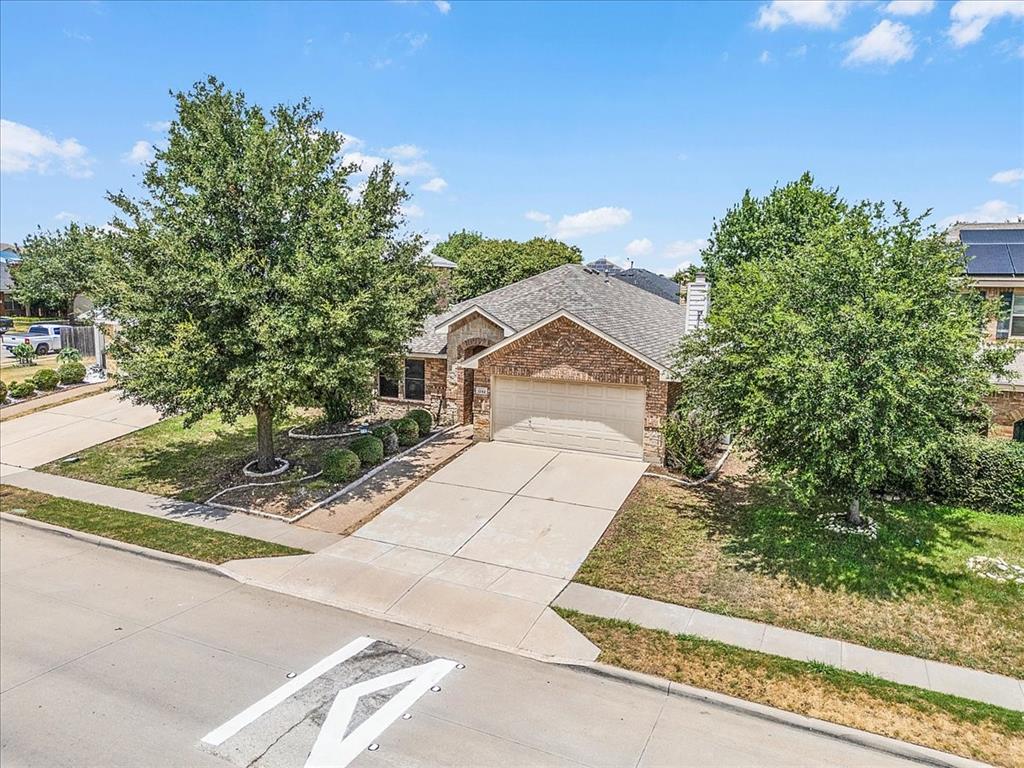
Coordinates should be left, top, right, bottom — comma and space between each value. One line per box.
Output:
1011, 292, 1024, 338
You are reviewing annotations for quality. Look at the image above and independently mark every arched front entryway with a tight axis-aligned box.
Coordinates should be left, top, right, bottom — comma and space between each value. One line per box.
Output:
456, 338, 492, 423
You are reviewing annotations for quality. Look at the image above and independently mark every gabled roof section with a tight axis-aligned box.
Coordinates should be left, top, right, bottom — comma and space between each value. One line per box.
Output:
407, 263, 689, 369
459, 310, 674, 378
433, 305, 516, 336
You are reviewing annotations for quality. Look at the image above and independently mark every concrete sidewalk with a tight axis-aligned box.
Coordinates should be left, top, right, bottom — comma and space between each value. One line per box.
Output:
0, 464, 341, 553
554, 582, 1024, 711
0, 389, 162, 468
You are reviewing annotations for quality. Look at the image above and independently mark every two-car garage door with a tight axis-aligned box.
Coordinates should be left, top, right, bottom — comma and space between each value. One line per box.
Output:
490, 376, 645, 459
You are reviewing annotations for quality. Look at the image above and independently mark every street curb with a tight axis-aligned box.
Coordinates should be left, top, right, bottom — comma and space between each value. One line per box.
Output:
564, 662, 991, 768
0, 512, 232, 579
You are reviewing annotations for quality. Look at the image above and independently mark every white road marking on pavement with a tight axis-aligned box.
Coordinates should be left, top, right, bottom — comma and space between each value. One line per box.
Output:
201, 635, 375, 746
305, 657, 457, 768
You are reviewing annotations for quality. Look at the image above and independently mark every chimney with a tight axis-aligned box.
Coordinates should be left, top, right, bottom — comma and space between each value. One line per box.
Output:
684, 272, 709, 333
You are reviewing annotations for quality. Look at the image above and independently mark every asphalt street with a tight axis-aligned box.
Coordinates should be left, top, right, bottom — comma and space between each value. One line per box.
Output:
0, 521, 922, 768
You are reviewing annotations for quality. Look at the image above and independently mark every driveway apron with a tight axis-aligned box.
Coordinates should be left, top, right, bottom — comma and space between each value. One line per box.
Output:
221, 442, 648, 660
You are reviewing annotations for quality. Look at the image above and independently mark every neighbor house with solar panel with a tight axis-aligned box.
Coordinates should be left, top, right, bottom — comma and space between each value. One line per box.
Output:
950, 222, 1024, 441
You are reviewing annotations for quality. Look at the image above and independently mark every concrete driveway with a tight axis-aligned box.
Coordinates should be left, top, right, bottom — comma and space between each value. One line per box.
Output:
223, 442, 648, 659
0, 390, 161, 468
356, 442, 645, 578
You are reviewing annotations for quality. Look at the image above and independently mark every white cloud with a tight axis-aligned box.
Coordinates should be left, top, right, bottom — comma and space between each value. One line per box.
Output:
434, 0, 451, 12
54, 211, 80, 221
883, 0, 935, 16
941, 199, 1023, 227
625, 238, 654, 257
0, 119, 94, 178
123, 140, 155, 165
991, 168, 1024, 185
146, 120, 171, 132
948, 0, 1024, 47
788, 44, 809, 58
340, 133, 364, 150
402, 203, 425, 218
663, 239, 707, 261
524, 210, 552, 224
421, 177, 448, 192
843, 20, 915, 66
756, 1, 850, 30
344, 151, 386, 173
384, 143, 424, 159
759, 50, 773, 64
394, 158, 435, 177
405, 32, 429, 52
553, 207, 632, 239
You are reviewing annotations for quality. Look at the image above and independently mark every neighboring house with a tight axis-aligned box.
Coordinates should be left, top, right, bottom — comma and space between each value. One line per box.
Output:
950, 222, 1024, 441
376, 263, 708, 462
0, 244, 24, 315
586, 258, 681, 303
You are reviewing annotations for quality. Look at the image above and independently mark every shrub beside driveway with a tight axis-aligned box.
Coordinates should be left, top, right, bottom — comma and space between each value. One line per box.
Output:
575, 469, 1024, 679
559, 610, 1024, 768
41, 410, 439, 518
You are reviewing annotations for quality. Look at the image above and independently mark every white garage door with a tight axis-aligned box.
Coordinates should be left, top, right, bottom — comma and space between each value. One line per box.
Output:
491, 376, 646, 459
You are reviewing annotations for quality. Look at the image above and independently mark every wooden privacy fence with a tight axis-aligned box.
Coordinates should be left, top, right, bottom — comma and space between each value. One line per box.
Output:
59, 325, 106, 368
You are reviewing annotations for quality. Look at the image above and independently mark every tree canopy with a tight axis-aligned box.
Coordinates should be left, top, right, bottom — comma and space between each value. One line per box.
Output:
675, 190, 1011, 523
700, 172, 845, 287
11, 222, 104, 315
99, 77, 436, 470
432, 229, 483, 265
450, 236, 582, 300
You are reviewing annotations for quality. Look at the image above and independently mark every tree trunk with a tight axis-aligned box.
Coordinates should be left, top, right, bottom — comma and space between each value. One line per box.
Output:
847, 497, 863, 527
255, 404, 275, 473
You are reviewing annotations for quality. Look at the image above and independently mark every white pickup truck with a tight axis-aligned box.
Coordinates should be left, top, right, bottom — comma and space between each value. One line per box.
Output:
2, 323, 67, 355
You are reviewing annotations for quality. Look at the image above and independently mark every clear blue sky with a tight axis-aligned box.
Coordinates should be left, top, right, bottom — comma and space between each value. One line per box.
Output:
1, 0, 1022, 273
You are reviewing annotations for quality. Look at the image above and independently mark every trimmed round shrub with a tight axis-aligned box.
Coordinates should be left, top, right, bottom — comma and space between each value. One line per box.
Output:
57, 361, 87, 385
32, 369, 59, 391
392, 417, 419, 447
407, 408, 433, 436
372, 424, 399, 455
0, 379, 7, 402
349, 435, 384, 466
9, 380, 36, 399
322, 448, 361, 483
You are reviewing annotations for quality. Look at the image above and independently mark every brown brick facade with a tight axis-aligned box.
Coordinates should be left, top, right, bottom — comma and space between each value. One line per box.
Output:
374, 357, 452, 424
469, 316, 676, 462
984, 389, 1024, 440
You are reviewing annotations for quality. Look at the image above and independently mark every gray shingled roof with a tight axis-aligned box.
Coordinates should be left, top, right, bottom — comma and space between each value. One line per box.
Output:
409, 264, 688, 368
614, 268, 680, 302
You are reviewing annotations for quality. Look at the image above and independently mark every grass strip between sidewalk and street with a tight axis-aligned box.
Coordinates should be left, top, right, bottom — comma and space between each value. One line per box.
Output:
0, 487, 308, 564
557, 609, 1024, 768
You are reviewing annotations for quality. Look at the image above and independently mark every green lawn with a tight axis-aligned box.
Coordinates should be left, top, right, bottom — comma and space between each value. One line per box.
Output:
559, 610, 1023, 768
1, 486, 306, 564
575, 472, 1024, 679
43, 412, 273, 503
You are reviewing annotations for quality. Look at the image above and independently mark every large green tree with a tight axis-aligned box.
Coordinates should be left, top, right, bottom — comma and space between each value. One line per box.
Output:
451, 236, 581, 300
12, 223, 104, 316
432, 229, 483, 265
700, 172, 845, 287
675, 197, 1011, 525
99, 77, 436, 471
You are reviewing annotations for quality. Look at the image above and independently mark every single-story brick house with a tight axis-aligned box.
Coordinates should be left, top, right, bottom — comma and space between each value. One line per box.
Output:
375, 263, 707, 462
951, 222, 1024, 441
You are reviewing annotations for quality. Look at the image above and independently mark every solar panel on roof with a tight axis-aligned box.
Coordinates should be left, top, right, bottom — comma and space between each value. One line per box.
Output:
959, 228, 1024, 245
1007, 244, 1024, 276
965, 243, 1014, 275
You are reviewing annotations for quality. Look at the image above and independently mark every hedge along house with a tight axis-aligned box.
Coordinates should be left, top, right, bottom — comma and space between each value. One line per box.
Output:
950, 223, 1024, 441
375, 263, 708, 462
